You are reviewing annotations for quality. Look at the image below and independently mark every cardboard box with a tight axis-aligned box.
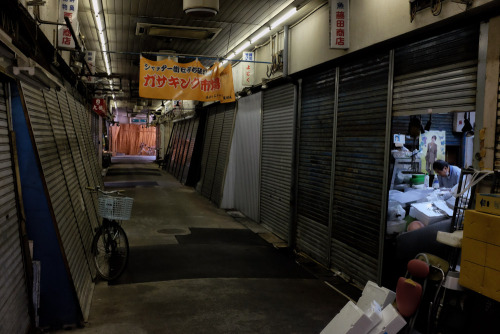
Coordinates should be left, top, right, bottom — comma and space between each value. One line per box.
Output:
320, 301, 373, 334
460, 260, 500, 302
461, 237, 487, 266
463, 210, 500, 245
460, 260, 485, 294
476, 193, 500, 216
485, 242, 500, 272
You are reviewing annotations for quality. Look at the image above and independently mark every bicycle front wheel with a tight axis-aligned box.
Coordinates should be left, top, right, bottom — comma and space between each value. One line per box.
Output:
92, 222, 129, 281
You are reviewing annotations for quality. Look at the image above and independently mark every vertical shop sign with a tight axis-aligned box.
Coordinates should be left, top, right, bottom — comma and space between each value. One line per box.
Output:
242, 52, 255, 86
92, 98, 107, 117
83, 51, 96, 83
58, 0, 79, 49
329, 0, 349, 49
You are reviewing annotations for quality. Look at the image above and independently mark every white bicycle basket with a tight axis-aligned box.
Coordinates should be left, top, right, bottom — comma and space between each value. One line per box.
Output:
98, 194, 134, 220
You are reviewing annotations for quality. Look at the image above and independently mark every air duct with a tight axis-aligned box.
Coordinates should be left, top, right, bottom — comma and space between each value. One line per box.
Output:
183, 0, 219, 17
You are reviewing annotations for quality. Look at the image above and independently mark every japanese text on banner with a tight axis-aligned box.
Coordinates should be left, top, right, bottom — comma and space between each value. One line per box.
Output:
139, 57, 235, 103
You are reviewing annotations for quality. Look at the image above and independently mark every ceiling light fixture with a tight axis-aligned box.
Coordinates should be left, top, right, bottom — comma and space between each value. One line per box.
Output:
91, 0, 112, 75
223, 6, 297, 62
250, 27, 271, 44
270, 7, 297, 29
234, 41, 251, 55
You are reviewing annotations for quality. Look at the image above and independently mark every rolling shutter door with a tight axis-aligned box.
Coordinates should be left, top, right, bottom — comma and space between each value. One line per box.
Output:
57, 90, 100, 233
296, 72, 335, 264
393, 25, 479, 117
260, 85, 295, 241
204, 107, 223, 200
43, 89, 94, 310
20, 83, 93, 316
211, 103, 235, 206
181, 118, 199, 184
76, 100, 103, 189
165, 117, 200, 184
167, 122, 180, 173
63, 92, 100, 233
200, 106, 216, 198
0, 81, 31, 333
331, 54, 390, 285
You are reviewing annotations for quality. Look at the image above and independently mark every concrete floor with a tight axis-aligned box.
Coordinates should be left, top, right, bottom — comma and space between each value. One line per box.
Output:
52, 156, 353, 334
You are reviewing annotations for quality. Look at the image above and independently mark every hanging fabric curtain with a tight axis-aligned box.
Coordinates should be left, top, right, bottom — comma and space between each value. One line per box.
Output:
110, 124, 156, 155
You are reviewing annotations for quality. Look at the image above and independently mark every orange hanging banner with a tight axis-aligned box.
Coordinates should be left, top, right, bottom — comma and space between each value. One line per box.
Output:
139, 57, 235, 103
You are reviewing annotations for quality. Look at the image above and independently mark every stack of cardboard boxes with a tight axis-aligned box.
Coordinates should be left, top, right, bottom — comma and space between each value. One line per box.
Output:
460, 193, 500, 302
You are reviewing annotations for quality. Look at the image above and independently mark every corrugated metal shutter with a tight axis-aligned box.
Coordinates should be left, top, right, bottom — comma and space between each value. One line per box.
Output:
201, 106, 221, 199
57, 90, 100, 233
181, 118, 199, 184
393, 26, 479, 116
296, 72, 335, 264
211, 103, 235, 205
175, 120, 191, 178
261, 85, 295, 242
0, 81, 31, 334
20, 83, 93, 316
166, 122, 180, 172
165, 117, 200, 184
43, 89, 94, 313
76, 100, 103, 189
62, 92, 100, 234
200, 106, 216, 197
331, 54, 390, 286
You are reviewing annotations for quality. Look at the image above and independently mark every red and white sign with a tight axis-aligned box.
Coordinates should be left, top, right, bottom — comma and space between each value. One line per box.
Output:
58, 0, 79, 49
330, 0, 349, 49
92, 98, 107, 117
242, 52, 254, 86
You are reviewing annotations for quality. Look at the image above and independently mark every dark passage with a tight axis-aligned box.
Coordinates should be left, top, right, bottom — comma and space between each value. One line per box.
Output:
111, 228, 313, 285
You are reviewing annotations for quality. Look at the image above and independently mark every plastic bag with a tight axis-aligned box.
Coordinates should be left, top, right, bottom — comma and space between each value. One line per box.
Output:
388, 201, 406, 221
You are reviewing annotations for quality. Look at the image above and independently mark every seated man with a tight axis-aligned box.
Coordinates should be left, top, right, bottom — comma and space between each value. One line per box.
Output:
433, 160, 461, 189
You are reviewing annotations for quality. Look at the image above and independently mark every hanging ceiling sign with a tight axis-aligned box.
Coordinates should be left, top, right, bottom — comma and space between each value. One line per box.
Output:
139, 57, 235, 103
330, 0, 349, 49
58, 0, 79, 49
92, 98, 107, 117
242, 52, 254, 87
83, 51, 96, 83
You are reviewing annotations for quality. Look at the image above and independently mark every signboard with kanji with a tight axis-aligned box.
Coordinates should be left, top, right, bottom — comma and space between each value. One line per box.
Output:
83, 51, 96, 83
58, 0, 79, 49
242, 52, 255, 87
330, 0, 349, 49
139, 57, 235, 103
92, 98, 107, 117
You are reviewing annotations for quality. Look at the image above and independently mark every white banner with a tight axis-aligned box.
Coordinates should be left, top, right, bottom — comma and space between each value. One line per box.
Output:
330, 0, 349, 49
242, 52, 255, 86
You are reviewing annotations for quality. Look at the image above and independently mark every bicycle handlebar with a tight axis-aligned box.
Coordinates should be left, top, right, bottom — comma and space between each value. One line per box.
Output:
86, 186, 124, 195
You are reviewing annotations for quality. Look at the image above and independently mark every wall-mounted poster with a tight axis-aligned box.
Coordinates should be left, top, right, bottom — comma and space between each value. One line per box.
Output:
420, 130, 446, 174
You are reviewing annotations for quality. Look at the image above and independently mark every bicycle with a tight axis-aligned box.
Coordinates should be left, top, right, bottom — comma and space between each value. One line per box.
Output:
87, 186, 133, 281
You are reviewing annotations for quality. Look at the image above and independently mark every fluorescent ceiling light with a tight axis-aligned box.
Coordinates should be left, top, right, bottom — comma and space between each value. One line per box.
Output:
226, 53, 236, 60
114, 101, 117, 109
270, 7, 297, 29
250, 27, 270, 44
234, 41, 251, 55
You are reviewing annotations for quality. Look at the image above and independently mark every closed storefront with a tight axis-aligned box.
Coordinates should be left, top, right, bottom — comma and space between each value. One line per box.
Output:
199, 103, 235, 206
331, 54, 391, 285
165, 117, 200, 184
296, 72, 335, 263
260, 85, 296, 241
0, 79, 32, 334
